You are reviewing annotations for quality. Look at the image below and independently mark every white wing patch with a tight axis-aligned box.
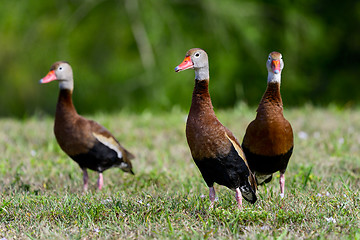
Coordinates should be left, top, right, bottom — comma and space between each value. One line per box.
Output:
92, 132, 123, 159
225, 132, 250, 168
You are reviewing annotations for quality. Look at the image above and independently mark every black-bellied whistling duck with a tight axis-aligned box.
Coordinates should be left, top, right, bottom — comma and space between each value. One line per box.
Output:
40, 61, 135, 191
175, 48, 257, 209
242, 52, 293, 198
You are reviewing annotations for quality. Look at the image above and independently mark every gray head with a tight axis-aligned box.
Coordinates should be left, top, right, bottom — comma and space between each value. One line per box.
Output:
266, 52, 284, 83
175, 48, 210, 80
40, 61, 74, 90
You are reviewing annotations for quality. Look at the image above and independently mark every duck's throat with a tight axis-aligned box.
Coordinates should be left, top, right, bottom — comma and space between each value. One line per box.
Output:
195, 67, 209, 81
267, 71, 281, 84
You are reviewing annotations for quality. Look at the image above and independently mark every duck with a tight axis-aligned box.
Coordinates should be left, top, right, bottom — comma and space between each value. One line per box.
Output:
175, 48, 257, 209
40, 61, 135, 191
242, 52, 293, 198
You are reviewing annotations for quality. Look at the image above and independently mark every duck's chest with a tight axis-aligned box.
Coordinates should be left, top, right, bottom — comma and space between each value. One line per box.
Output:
186, 111, 230, 160
54, 111, 93, 155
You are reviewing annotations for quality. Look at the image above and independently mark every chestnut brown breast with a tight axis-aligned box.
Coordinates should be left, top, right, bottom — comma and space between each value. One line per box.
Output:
186, 80, 233, 160
53, 89, 96, 156
243, 83, 293, 157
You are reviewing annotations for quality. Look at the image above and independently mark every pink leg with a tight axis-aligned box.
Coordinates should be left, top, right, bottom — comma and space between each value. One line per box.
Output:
235, 188, 243, 209
83, 168, 89, 192
97, 172, 104, 190
279, 172, 285, 198
209, 187, 216, 209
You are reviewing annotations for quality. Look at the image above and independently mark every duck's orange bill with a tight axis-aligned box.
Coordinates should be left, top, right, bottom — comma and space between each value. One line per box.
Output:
175, 56, 193, 72
271, 60, 281, 74
39, 70, 57, 84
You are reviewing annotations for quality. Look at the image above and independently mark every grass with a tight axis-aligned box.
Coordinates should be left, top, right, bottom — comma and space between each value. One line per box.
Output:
0, 104, 360, 239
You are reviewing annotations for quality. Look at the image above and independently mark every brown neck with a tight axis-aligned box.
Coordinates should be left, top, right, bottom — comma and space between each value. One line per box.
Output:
189, 79, 214, 114
55, 89, 78, 120
257, 82, 283, 116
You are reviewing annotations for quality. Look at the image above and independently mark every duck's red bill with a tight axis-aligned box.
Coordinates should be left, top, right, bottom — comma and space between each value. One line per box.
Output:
271, 60, 281, 74
175, 56, 193, 72
39, 70, 57, 84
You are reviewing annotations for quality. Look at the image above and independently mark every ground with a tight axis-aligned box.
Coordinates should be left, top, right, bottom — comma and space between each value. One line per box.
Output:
0, 104, 359, 239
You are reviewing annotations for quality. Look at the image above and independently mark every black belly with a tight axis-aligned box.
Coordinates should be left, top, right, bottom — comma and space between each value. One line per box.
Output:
242, 146, 293, 175
194, 145, 251, 190
70, 140, 122, 173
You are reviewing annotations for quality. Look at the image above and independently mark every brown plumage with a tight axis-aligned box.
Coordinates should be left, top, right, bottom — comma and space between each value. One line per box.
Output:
175, 48, 257, 209
242, 52, 293, 198
40, 61, 134, 191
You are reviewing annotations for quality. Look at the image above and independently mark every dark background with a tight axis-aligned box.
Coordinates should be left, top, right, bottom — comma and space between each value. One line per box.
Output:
0, 0, 359, 117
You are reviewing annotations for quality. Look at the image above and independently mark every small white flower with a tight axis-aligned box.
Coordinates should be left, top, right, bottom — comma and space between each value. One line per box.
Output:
200, 194, 206, 198
260, 225, 270, 230
101, 198, 112, 204
317, 193, 322, 197
137, 200, 143, 204
325, 217, 336, 223
94, 228, 100, 233
30, 150, 36, 157
338, 138, 344, 145
298, 131, 308, 140
326, 192, 330, 197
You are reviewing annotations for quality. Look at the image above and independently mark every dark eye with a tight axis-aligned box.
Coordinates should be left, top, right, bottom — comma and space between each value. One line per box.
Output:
195, 53, 200, 57
59, 66, 63, 70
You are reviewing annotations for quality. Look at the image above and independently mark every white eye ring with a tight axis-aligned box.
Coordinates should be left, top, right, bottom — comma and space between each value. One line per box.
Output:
59, 67, 63, 71
195, 52, 200, 58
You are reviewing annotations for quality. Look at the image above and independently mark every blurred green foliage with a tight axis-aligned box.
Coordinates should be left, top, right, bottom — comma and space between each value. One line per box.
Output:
0, 0, 359, 117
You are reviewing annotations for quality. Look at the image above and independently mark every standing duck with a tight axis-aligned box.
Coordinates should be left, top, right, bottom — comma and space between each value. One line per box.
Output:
40, 61, 135, 191
242, 52, 293, 198
175, 48, 257, 208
